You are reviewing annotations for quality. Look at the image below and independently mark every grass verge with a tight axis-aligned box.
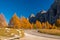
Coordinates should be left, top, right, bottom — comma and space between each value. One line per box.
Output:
0, 28, 24, 38
38, 29, 60, 36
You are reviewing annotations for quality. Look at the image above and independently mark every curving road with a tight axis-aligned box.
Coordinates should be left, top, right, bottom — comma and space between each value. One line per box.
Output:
20, 33, 60, 40
20, 30, 60, 40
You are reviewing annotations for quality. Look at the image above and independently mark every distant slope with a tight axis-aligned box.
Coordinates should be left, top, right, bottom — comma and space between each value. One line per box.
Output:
0, 14, 7, 27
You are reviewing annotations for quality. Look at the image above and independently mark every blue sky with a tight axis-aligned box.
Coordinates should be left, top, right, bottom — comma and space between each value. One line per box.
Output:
0, 0, 54, 23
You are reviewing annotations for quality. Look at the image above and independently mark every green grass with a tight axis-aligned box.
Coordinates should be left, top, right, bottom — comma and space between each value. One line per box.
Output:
38, 29, 60, 36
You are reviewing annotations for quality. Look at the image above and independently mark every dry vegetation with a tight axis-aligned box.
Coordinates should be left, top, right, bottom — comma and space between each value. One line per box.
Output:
0, 28, 24, 38
38, 29, 60, 36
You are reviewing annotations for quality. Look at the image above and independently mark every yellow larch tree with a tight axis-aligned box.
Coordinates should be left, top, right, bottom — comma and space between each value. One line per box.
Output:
41, 22, 46, 29
9, 13, 21, 29
45, 21, 53, 29
20, 17, 31, 29
36, 20, 42, 29
30, 23, 34, 29
52, 24, 57, 29
55, 19, 60, 27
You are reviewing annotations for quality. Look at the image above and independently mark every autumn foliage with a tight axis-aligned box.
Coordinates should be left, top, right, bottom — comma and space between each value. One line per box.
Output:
8, 13, 58, 29
9, 13, 22, 29
36, 20, 42, 29
20, 17, 32, 29
55, 19, 60, 27
36, 21, 57, 29
9, 14, 32, 29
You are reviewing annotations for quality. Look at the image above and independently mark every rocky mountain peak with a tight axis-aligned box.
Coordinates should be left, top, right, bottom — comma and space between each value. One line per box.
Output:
30, 13, 35, 18
41, 10, 47, 14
